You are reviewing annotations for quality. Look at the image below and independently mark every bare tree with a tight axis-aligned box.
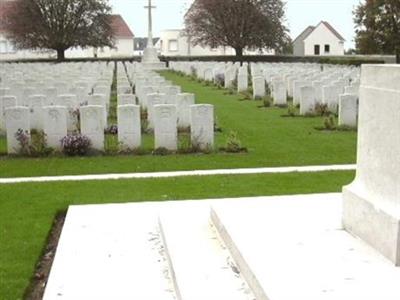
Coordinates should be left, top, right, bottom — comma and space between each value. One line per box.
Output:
184, 0, 290, 58
4, 0, 114, 60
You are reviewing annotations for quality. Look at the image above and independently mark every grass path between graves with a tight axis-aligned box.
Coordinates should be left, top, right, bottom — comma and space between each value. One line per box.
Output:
0, 170, 354, 299
0, 71, 357, 178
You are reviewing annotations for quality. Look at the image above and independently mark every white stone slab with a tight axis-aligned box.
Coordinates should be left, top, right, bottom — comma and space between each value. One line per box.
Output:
43, 203, 176, 300
211, 194, 400, 300
159, 207, 254, 300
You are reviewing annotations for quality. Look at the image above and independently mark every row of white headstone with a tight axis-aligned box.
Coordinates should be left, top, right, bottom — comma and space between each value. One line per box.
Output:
0, 62, 114, 153
170, 61, 360, 127
119, 62, 215, 151
0, 61, 215, 154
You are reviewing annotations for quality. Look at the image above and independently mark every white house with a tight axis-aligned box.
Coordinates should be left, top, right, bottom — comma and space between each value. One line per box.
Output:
293, 21, 345, 56
0, 0, 134, 60
156, 29, 274, 57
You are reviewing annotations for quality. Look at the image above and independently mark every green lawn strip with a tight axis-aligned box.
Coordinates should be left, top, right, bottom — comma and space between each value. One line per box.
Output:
0, 170, 354, 299
0, 71, 356, 178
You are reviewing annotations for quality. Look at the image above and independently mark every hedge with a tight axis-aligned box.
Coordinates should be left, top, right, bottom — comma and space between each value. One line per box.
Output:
0, 55, 385, 66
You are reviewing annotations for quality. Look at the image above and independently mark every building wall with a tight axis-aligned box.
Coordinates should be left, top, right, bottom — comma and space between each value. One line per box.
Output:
303, 24, 344, 56
157, 30, 274, 56
293, 38, 305, 56
0, 33, 134, 60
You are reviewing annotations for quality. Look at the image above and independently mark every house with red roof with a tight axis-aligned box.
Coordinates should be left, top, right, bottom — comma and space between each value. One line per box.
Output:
0, 0, 134, 59
293, 21, 345, 56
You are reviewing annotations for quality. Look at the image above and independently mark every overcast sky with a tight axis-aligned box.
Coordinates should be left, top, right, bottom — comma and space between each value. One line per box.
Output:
110, 0, 360, 49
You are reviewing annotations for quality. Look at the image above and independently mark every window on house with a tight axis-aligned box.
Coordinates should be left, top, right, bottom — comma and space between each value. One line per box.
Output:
314, 45, 320, 55
168, 39, 178, 52
324, 44, 330, 54
0, 41, 7, 53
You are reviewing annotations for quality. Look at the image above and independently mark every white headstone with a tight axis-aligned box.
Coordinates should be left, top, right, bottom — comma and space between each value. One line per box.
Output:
237, 66, 248, 93
338, 94, 358, 127
0, 96, 17, 133
56, 94, 79, 132
322, 85, 342, 112
153, 104, 177, 151
117, 85, 132, 95
272, 80, 287, 106
88, 94, 107, 128
43, 106, 67, 150
252, 76, 266, 99
299, 86, 316, 115
29, 95, 45, 131
293, 80, 308, 105
118, 94, 136, 106
190, 104, 214, 150
5, 106, 30, 154
43, 87, 58, 106
80, 105, 104, 151
147, 93, 166, 129
118, 104, 141, 150
177, 93, 195, 128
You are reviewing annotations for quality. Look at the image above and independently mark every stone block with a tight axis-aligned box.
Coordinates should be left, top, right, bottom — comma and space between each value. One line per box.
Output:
343, 64, 400, 265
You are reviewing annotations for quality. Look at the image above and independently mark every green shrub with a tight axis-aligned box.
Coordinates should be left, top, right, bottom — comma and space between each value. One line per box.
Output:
153, 147, 171, 156
223, 131, 247, 153
324, 115, 336, 130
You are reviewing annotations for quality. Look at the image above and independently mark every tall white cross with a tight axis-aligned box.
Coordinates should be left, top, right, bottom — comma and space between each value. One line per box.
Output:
144, 0, 156, 48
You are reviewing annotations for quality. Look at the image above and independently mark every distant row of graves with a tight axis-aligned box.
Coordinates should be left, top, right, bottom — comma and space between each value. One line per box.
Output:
170, 61, 360, 128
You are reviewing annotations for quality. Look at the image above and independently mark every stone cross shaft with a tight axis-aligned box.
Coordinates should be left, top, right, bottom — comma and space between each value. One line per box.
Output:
144, 0, 156, 48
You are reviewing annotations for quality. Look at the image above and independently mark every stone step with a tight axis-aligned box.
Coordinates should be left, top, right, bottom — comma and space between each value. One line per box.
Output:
44, 203, 176, 300
210, 193, 400, 300
159, 205, 254, 300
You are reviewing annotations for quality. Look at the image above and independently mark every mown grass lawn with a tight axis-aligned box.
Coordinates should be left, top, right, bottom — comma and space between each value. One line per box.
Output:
0, 170, 354, 299
0, 71, 357, 178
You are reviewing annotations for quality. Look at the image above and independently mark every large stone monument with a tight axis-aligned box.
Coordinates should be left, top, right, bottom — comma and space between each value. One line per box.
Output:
141, 0, 166, 70
343, 64, 400, 266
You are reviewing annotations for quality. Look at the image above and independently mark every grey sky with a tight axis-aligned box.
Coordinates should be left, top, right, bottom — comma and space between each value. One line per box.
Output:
110, 0, 360, 49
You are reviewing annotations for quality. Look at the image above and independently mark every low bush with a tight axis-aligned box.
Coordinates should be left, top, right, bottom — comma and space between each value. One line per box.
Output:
15, 129, 53, 157
152, 147, 171, 156
61, 134, 91, 156
220, 131, 247, 153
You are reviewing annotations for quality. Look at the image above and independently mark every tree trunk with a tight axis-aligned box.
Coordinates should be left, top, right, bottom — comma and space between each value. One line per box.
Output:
56, 49, 65, 61
235, 47, 243, 66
